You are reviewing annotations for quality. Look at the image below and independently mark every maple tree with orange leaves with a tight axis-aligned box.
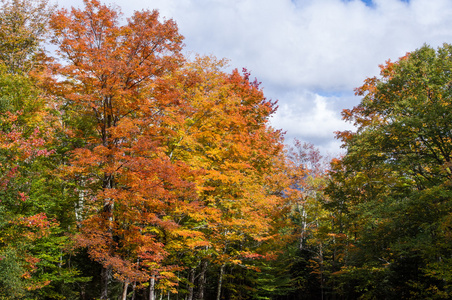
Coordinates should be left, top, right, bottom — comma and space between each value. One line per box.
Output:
46, 1, 291, 298
49, 0, 197, 297
162, 56, 289, 300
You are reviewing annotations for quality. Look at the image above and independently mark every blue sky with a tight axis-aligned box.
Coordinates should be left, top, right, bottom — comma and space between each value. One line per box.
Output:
56, 0, 452, 155
361, 0, 373, 5
354, 0, 409, 7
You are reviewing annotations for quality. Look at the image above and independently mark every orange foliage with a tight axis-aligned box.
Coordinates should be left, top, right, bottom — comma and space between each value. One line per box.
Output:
49, 0, 288, 289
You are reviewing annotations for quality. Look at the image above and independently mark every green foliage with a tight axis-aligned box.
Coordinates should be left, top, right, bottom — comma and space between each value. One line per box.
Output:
325, 44, 452, 299
0, 55, 84, 299
0, 248, 27, 299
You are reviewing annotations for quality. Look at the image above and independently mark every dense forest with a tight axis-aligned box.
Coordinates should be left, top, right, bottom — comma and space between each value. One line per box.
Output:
0, 0, 451, 299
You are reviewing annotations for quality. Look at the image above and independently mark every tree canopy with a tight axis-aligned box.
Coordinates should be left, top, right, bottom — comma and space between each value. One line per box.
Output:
1, 0, 452, 299
327, 44, 452, 299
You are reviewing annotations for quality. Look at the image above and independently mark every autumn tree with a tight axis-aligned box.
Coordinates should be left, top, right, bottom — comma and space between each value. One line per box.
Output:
156, 56, 290, 300
0, 0, 55, 73
0, 0, 302, 297
48, 0, 201, 298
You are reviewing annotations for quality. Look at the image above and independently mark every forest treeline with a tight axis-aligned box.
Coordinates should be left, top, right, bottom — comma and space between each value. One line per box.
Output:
1, 0, 451, 299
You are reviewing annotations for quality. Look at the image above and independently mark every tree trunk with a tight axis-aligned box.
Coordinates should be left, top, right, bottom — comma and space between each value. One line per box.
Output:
216, 264, 225, 300
187, 267, 196, 300
122, 281, 129, 300
297, 202, 307, 250
149, 275, 156, 300
131, 259, 140, 300
131, 281, 136, 300
101, 174, 114, 300
196, 260, 208, 300
100, 267, 111, 300
319, 243, 324, 300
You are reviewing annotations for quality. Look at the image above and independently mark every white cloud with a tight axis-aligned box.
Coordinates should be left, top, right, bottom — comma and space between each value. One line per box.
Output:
136, 0, 452, 90
269, 90, 355, 154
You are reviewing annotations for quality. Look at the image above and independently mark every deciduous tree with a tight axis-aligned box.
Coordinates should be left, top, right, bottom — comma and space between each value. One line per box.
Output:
163, 56, 289, 299
327, 44, 452, 298
49, 0, 196, 298
0, 0, 54, 73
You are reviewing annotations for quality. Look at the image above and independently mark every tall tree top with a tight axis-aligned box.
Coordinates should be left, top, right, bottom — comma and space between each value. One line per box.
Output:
0, 0, 55, 73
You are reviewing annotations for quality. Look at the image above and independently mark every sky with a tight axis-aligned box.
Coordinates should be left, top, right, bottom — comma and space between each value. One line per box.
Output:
55, 0, 452, 155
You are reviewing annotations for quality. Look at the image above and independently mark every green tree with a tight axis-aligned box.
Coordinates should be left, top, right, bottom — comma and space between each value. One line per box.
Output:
0, 62, 86, 299
0, 0, 86, 293
327, 44, 452, 299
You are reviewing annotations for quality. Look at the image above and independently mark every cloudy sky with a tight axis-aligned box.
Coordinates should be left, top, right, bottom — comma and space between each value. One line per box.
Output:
56, 0, 452, 155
